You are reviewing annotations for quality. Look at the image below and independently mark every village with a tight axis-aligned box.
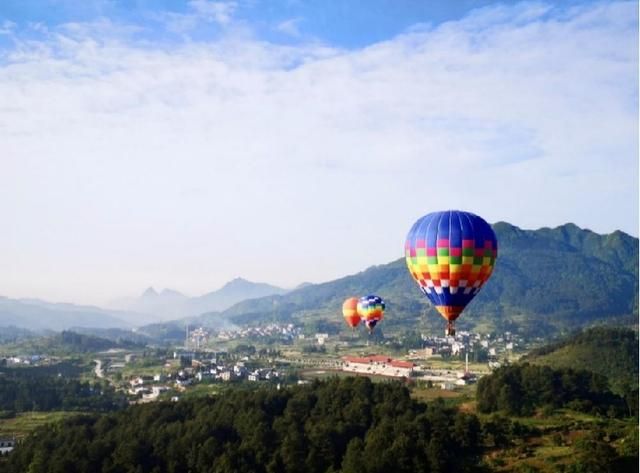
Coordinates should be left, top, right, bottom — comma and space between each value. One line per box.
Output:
88, 324, 526, 402
0, 325, 531, 457
0, 322, 527, 408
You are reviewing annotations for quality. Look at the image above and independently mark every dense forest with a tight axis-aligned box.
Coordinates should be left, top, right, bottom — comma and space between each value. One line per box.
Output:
5, 373, 639, 472
0, 360, 126, 413
476, 363, 633, 417
6, 377, 532, 473
0, 375, 126, 413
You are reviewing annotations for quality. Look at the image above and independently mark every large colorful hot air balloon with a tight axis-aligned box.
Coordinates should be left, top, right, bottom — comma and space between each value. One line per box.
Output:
405, 210, 497, 336
357, 295, 385, 333
342, 297, 361, 330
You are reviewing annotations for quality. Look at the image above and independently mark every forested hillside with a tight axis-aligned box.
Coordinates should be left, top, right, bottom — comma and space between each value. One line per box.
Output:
476, 363, 633, 417
0, 331, 143, 355
186, 223, 638, 338
7, 375, 638, 473
522, 327, 639, 393
477, 327, 639, 420
6, 378, 490, 473
0, 360, 126, 413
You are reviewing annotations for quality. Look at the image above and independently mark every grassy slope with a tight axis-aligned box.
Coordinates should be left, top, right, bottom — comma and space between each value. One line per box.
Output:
522, 327, 639, 392
0, 411, 83, 438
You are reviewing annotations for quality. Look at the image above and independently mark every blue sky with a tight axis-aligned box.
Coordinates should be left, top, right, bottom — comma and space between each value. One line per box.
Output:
0, 1, 637, 304
0, 0, 607, 47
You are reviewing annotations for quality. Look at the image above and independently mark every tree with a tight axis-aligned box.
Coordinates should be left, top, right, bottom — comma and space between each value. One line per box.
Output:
341, 438, 365, 473
568, 431, 619, 473
453, 412, 481, 450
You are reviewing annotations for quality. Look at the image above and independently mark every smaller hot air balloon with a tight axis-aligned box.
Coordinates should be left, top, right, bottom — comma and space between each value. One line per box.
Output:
357, 295, 385, 333
342, 297, 361, 330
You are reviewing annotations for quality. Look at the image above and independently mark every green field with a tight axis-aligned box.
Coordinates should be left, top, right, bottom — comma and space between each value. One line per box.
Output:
0, 411, 84, 438
410, 386, 465, 402
298, 368, 404, 384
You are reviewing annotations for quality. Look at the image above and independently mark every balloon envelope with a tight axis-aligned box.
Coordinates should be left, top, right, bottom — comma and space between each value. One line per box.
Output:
342, 297, 361, 328
357, 295, 385, 331
405, 210, 497, 321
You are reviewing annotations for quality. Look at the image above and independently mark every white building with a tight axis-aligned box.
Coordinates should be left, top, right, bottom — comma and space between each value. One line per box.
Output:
129, 377, 145, 387
219, 370, 234, 381
342, 355, 415, 378
0, 437, 15, 454
451, 342, 465, 356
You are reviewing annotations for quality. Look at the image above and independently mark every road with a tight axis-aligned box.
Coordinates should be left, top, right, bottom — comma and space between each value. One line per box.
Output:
94, 359, 104, 378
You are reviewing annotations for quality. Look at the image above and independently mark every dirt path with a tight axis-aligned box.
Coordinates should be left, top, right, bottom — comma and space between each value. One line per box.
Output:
94, 359, 104, 378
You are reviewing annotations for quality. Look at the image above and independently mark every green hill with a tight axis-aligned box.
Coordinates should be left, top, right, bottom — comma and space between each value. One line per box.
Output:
473, 223, 639, 331
522, 327, 639, 393
165, 223, 638, 339
0, 330, 143, 355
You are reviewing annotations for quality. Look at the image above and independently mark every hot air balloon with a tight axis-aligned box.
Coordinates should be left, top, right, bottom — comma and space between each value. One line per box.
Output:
342, 297, 361, 330
405, 210, 497, 336
357, 295, 385, 333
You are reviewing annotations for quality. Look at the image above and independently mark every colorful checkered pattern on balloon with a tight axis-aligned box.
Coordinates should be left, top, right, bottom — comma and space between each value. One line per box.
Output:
357, 295, 385, 322
405, 210, 497, 313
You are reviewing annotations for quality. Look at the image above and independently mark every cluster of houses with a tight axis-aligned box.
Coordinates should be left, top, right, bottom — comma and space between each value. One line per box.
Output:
188, 327, 209, 348
216, 323, 301, 341
125, 351, 283, 402
1, 354, 53, 366
418, 366, 478, 389
186, 361, 281, 384
416, 330, 520, 359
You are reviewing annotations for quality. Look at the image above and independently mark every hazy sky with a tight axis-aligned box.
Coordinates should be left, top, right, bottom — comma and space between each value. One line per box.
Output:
1, 0, 638, 305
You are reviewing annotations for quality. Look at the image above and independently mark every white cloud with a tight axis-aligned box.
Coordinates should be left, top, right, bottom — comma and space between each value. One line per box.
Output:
0, 1, 636, 304
276, 18, 302, 37
151, 11, 199, 34
152, 1, 238, 34
0, 20, 17, 35
188, 0, 238, 25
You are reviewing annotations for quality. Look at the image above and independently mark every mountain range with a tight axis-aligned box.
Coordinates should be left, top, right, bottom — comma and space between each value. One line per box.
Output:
184, 222, 638, 338
0, 278, 289, 333
109, 278, 288, 321
1, 222, 637, 338
0, 297, 132, 332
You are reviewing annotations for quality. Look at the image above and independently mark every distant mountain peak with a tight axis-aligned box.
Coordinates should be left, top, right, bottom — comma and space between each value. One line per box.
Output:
160, 288, 186, 298
189, 278, 287, 315
141, 287, 158, 298
221, 278, 254, 289
557, 222, 581, 231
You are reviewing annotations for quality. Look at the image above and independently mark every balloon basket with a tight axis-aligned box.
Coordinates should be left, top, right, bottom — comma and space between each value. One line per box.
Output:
445, 321, 456, 337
